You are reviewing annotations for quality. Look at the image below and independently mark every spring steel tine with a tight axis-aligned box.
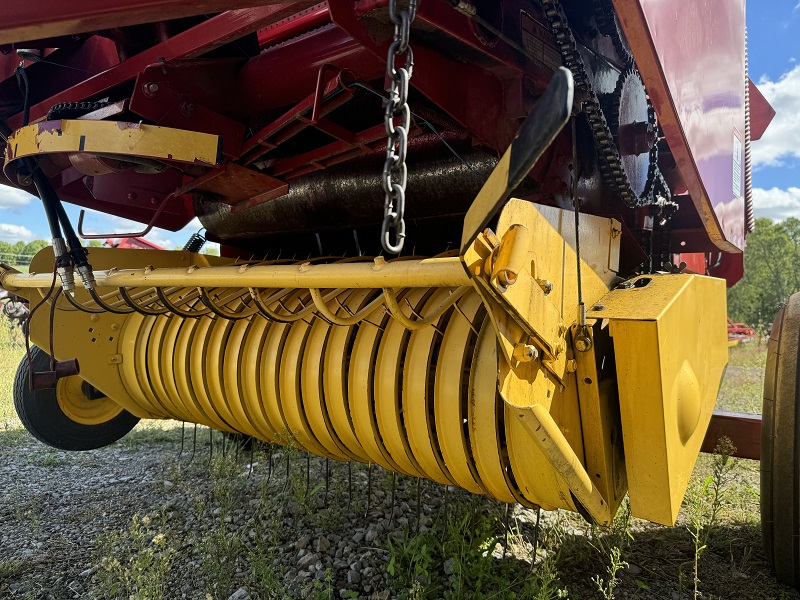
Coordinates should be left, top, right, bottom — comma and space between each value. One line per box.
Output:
348, 463, 353, 509
222, 432, 228, 459
283, 453, 290, 493
248, 441, 255, 477
530, 506, 542, 572
439, 485, 449, 543
443, 485, 450, 528
324, 458, 330, 506
189, 424, 197, 463
503, 503, 510, 559
235, 438, 241, 464
267, 447, 273, 485
366, 462, 373, 517
208, 427, 214, 465
178, 422, 185, 458
389, 471, 397, 527
415, 478, 422, 533
305, 453, 311, 499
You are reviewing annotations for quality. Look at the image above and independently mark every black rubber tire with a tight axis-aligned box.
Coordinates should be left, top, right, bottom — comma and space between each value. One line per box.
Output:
761, 293, 800, 588
13, 346, 140, 451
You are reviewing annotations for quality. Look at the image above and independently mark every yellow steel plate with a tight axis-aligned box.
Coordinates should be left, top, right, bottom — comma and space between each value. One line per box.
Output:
161, 315, 210, 426
4, 119, 221, 168
136, 315, 176, 419
349, 304, 407, 473
205, 318, 250, 434
174, 317, 227, 431
222, 318, 263, 439
433, 291, 487, 494
118, 313, 162, 416
322, 291, 373, 463
259, 290, 302, 443
374, 288, 429, 479
279, 310, 340, 459
190, 317, 236, 433
403, 288, 458, 486
146, 316, 181, 418
301, 302, 359, 460
587, 273, 728, 525
239, 318, 279, 440
469, 321, 518, 504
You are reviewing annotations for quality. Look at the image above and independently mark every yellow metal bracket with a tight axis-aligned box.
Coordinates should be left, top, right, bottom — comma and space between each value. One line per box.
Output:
587, 273, 728, 525
3, 119, 222, 176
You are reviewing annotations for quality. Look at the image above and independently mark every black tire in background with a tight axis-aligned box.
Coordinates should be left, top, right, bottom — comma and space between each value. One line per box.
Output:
13, 345, 140, 451
761, 293, 800, 588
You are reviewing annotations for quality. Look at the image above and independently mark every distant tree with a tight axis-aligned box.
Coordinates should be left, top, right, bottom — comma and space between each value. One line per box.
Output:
86, 240, 103, 248
202, 247, 219, 256
728, 218, 800, 329
22, 240, 48, 256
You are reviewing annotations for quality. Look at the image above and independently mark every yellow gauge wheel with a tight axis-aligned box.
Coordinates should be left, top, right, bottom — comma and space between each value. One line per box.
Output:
56, 375, 125, 426
14, 345, 139, 450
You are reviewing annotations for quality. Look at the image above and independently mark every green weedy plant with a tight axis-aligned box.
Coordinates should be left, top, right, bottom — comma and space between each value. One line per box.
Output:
591, 546, 627, 600
94, 512, 176, 600
247, 477, 287, 599
683, 437, 738, 599
200, 455, 246, 599
311, 569, 335, 600
386, 527, 436, 596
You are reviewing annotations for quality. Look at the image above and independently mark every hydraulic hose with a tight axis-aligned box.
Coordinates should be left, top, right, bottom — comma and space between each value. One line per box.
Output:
0, 118, 94, 289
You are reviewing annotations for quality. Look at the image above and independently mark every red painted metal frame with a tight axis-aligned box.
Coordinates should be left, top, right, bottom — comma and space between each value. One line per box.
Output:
328, 0, 520, 152
4, 3, 317, 129
613, 0, 746, 255
0, 0, 304, 46
701, 410, 761, 461
257, 2, 331, 48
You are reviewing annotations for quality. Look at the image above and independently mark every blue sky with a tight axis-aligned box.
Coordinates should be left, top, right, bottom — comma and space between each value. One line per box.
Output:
0, 3, 798, 246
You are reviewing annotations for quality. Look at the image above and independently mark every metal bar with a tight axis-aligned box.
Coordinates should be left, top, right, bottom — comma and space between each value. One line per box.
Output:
0, 1, 309, 45
701, 409, 761, 461
0, 257, 470, 291
5, 3, 317, 128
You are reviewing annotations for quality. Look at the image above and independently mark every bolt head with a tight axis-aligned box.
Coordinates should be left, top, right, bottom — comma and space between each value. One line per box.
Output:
574, 336, 592, 353
513, 343, 539, 363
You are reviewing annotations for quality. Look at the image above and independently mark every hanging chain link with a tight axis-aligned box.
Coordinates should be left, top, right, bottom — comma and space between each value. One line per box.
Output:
381, 0, 418, 255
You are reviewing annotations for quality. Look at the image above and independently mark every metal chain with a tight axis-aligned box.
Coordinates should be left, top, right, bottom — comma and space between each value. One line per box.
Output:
381, 0, 418, 254
540, 0, 670, 207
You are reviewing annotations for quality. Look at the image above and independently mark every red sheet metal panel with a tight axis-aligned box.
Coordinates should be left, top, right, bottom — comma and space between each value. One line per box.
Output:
614, 0, 747, 253
4, 4, 316, 130
749, 78, 776, 142
0, 1, 301, 45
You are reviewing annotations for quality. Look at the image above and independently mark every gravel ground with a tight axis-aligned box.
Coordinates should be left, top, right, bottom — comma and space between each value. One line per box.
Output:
0, 423, 798, 600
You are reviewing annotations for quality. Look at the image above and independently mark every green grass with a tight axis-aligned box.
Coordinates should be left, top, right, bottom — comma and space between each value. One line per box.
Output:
716, 339, 768, 413
0, 317, 25, 426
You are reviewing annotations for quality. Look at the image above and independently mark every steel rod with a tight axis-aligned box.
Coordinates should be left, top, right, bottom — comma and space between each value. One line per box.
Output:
0, 257, 470, 291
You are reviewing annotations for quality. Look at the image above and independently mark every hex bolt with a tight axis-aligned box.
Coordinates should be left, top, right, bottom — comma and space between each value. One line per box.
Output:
513, 343, 539, 363
566, 359, 578, 373
143, 82, 159, 96
574, 338, 590, 352
537, 279, 554, 295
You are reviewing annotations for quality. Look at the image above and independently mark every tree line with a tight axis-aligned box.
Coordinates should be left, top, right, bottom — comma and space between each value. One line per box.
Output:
727, 217, 800, 330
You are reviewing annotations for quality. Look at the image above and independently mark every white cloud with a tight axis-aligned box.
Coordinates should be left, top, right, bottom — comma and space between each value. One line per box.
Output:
753, 65, 800, 167
0, 186, 34, 210
752, 186, 800, 221
0, 223, 35, 242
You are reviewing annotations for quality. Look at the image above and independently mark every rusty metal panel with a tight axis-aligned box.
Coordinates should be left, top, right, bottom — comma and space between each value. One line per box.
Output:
701, 409, 761, 460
